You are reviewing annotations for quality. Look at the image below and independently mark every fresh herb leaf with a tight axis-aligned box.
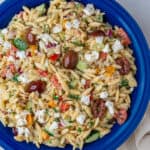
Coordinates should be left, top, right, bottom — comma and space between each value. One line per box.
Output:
68, 80, 77, 89
53, 95, 59, 100
88, 121, 94, 127
72, 40, 85, 47
68, 94, 80, 100
77, 127, 82, 133
12, 74, 19, 82
36, 4, 46, 16
43, 24, 50, 33
13, 38, 28, 51
120, 79, 129, 87
44, 129, 54, 137
96, 14, 103, 22
53, 108, 58, 112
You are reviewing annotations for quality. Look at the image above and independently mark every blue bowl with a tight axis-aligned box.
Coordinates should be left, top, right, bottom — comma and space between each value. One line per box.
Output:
0, 0, 150, 150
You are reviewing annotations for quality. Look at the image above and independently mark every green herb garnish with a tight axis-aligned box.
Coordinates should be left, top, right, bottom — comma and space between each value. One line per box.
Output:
72, 40, 85, 47
36, 4, 46, 16
12, 74, 19, 82
44, 129, 54, 137
77, 127, 82, 133
53, 108, 58, 112
96, 14, 103, 22
53, 95, 59, 100
68, 94, 80, 100
68, 80, 77, 89
120, 79, 129, 88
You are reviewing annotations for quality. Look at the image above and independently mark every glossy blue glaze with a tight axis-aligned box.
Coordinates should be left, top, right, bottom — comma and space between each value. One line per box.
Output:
0, 0, 150, 150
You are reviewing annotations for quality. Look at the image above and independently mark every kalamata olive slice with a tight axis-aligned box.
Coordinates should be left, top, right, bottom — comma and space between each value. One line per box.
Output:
115, 57, 131, 75
12, 127, 18, 136
25, 80, 46, 93
26, 29, 37, 45
63, 50, 78, 69
91, 99, 106, 119
88, 30, 105, 37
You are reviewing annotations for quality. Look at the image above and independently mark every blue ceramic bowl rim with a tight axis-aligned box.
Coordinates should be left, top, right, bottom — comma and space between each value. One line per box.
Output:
0, 0, 149, 150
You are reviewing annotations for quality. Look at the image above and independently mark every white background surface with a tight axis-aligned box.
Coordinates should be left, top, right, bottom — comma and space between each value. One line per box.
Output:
117, 0, 150, 46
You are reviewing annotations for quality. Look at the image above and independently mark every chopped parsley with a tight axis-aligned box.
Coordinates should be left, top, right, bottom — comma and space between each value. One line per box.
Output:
12, 74, 19, 82
44, 129, 54, 137
77, 127, 82, 133
120, 79, 129, 88
72, 40, 85, 47
53, 95, 59, 100
68, 94, 80, 100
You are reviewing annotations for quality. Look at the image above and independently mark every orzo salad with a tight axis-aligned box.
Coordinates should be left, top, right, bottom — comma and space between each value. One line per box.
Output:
0, 0, 137, 149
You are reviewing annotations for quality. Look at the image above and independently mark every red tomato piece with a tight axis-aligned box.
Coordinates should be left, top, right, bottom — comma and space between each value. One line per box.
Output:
60, 102, 70, 113
99, 52, 107, 61
84, 80, 91, 89
50, 75, 62, 90
11, 45, 18, 52
37, 69, 48, 77
116, 28, 131, 46
9, 64, 16, 73
49, 54, 60, 62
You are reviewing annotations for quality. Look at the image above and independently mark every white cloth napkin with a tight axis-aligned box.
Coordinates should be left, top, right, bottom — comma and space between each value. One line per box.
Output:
119, 103, 150, 150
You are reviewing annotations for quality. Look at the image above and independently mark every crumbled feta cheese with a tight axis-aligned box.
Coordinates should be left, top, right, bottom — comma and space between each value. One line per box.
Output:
105, 101, 114, 115
38, 33, 57, 45
72, 19, 80, 29
112, 40, 123, 53
15, 112, 29, 126
3, 41, 11, 50
54, 113, 60, 118
130, 87, 134, 92
84, 51, 99, 63
17, 127, 30, 137
100, 91, 108, 99
81, 95, 90, 105
95, 36, 104, 44
83, 4, 95, 16
16, 118, 27, 126
18, 73, 29, 83
35, 110, 46, 124
7, 56, 15, 62
81, 79, 86, 86
102, 44, 110, 53
49, 121, 59, 131
65, 21, 72, 30
16, 51, 26, 59
1, 28, 8, 35
76, 114, 86, 125
52, 24, 62, 33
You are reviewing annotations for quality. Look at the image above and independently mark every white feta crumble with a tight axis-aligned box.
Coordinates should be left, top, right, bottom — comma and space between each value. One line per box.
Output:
112, 39, 123, 53
65, 21, 72, 30
81, 78, 86, 86
130, 87, 134, 92
3, 41, 11, 50
52, 24, 62, 33
83, 4, 95, 16
84, 51, 99, 63
18, 73, 29, 83
53, 113, 60, 118
35, 110, 46, 124
16, 51, 26, 59
7, 56, 15, 62
1, 28, 8, 35
102, 44, 110, 53
99, 91, 108, 99
76, 114, 86, 125
38, 33, 57, 45
15, 112, 29, 126
81, 95, 90, 105
17, 127, 30, 137
95, 36, 104, 44
72, 19, 80, 29
49, 121, 59, 131
105, 101, 114, 115
60, 119, 70, 127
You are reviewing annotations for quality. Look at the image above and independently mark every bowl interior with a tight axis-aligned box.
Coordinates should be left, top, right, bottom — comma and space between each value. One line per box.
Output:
0, 0, 148, 150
